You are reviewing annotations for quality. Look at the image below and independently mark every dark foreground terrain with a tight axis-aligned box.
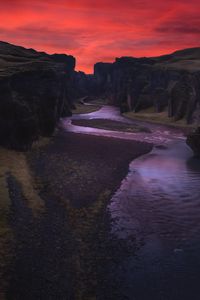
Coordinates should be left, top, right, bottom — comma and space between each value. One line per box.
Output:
3, 130, 152, 300
1, 41, 200, 299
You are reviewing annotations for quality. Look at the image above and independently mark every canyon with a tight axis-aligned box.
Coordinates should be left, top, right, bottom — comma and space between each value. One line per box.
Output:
0, 41, 200, 151
1, 41, 200, 299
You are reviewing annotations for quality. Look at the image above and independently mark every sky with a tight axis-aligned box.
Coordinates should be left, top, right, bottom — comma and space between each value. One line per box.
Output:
0, 0, 200, 73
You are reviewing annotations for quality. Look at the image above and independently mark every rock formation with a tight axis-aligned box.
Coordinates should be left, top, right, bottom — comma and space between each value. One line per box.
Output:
69, 71, 99, 102
1, 41, 200, 151
94, 48, 200, 124
0, 41, 75, 149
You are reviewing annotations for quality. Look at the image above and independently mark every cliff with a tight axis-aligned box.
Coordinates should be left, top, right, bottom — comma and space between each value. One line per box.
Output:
1, 41, 200, 150
69, 71, 99, 102
0, 41, 75, 149
94, 48, 200, 125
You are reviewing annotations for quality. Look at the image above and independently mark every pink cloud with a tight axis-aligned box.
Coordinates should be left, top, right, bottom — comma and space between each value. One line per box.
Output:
0, 0, 199, 73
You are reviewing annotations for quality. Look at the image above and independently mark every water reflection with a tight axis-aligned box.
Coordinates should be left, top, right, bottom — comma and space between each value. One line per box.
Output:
109, 140, 200, 239
109, 140, 200, 300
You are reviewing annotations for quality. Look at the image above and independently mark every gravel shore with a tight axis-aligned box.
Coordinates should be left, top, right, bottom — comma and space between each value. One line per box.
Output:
6, 130, 153, 299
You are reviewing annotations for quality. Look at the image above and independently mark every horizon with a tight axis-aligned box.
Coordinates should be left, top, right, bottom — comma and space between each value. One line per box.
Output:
0, 0, 199, 73
1, 39, 200, 75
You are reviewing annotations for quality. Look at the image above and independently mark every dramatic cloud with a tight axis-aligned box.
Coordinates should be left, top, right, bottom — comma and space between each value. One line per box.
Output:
0, 0, 199, 72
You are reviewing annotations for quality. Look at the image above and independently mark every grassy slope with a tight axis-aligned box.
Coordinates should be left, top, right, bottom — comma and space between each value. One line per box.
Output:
154, 47, 200, 72
72, 104, 101, 114
124, 107, 196, 131
0, 142, 46, 298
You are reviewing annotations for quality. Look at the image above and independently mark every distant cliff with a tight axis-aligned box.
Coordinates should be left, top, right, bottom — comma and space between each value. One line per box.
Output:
94, 48, 200, 125
69, 71, 99, 101
0, 41, 75, 149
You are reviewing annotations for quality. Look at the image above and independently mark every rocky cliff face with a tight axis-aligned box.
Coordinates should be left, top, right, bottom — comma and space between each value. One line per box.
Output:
0, 41, 75, 149
69, 71, 99, 102
1, 41, 200, 149
94, 48, 200, 125
69, 63, 113, 103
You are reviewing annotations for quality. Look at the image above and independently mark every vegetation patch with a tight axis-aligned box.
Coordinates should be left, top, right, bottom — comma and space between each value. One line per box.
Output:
0, 146, 45, 297
0, 173, 12, 300
124, 108, 196, 130
72, 103, 101, 114
60, 189, 112, 300
72, 118, 151, 133
0, 148, 44, 214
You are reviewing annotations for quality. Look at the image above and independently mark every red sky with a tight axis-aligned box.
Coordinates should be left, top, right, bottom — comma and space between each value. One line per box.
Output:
0, 0, 200, 73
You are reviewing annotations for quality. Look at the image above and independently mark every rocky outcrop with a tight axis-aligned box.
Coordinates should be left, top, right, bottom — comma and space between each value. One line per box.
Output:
186, 127, 200, 156
0, 41, 75, 149
94, 48, 200, 124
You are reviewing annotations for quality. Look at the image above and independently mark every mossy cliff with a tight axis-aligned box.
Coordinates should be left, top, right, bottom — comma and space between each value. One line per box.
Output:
94, 48, 200, 126
0, 41, 75, 149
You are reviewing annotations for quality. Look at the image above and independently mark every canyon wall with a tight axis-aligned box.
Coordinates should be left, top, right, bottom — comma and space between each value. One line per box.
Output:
94, 48, 200, 125
69, 71, 99, 102
0, 41, 75, 149
1, 41, 200, 150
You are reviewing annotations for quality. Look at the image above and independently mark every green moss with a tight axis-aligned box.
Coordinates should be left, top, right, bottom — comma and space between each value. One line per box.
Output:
0, 146, 45, 298
0, 147, 44, 214
0, 174, 12, 299
124, 109, 195, 130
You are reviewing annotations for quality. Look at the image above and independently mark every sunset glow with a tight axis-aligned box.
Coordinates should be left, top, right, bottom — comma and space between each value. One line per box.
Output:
0, 0, 199, 73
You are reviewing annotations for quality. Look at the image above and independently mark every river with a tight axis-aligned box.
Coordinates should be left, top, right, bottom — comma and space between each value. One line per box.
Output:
63, 105, 200, 300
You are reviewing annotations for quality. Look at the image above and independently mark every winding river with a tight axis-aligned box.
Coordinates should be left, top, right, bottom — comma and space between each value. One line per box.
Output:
63, 105, 200, 299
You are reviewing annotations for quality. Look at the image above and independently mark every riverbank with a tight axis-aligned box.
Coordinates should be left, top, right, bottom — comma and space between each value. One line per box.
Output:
123, 109, 196, 133
72, 103, 102, 114
72, 119, 151, 133
3, 130, 152, 299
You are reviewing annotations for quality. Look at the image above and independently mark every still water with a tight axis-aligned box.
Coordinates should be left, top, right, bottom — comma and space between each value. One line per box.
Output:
109, 141, 200, 299
63, 106, 200, 299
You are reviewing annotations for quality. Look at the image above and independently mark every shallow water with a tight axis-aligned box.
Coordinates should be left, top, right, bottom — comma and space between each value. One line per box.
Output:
109, 140, 200, 299
62, 105, 184, 145
63, 105, 200, 299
